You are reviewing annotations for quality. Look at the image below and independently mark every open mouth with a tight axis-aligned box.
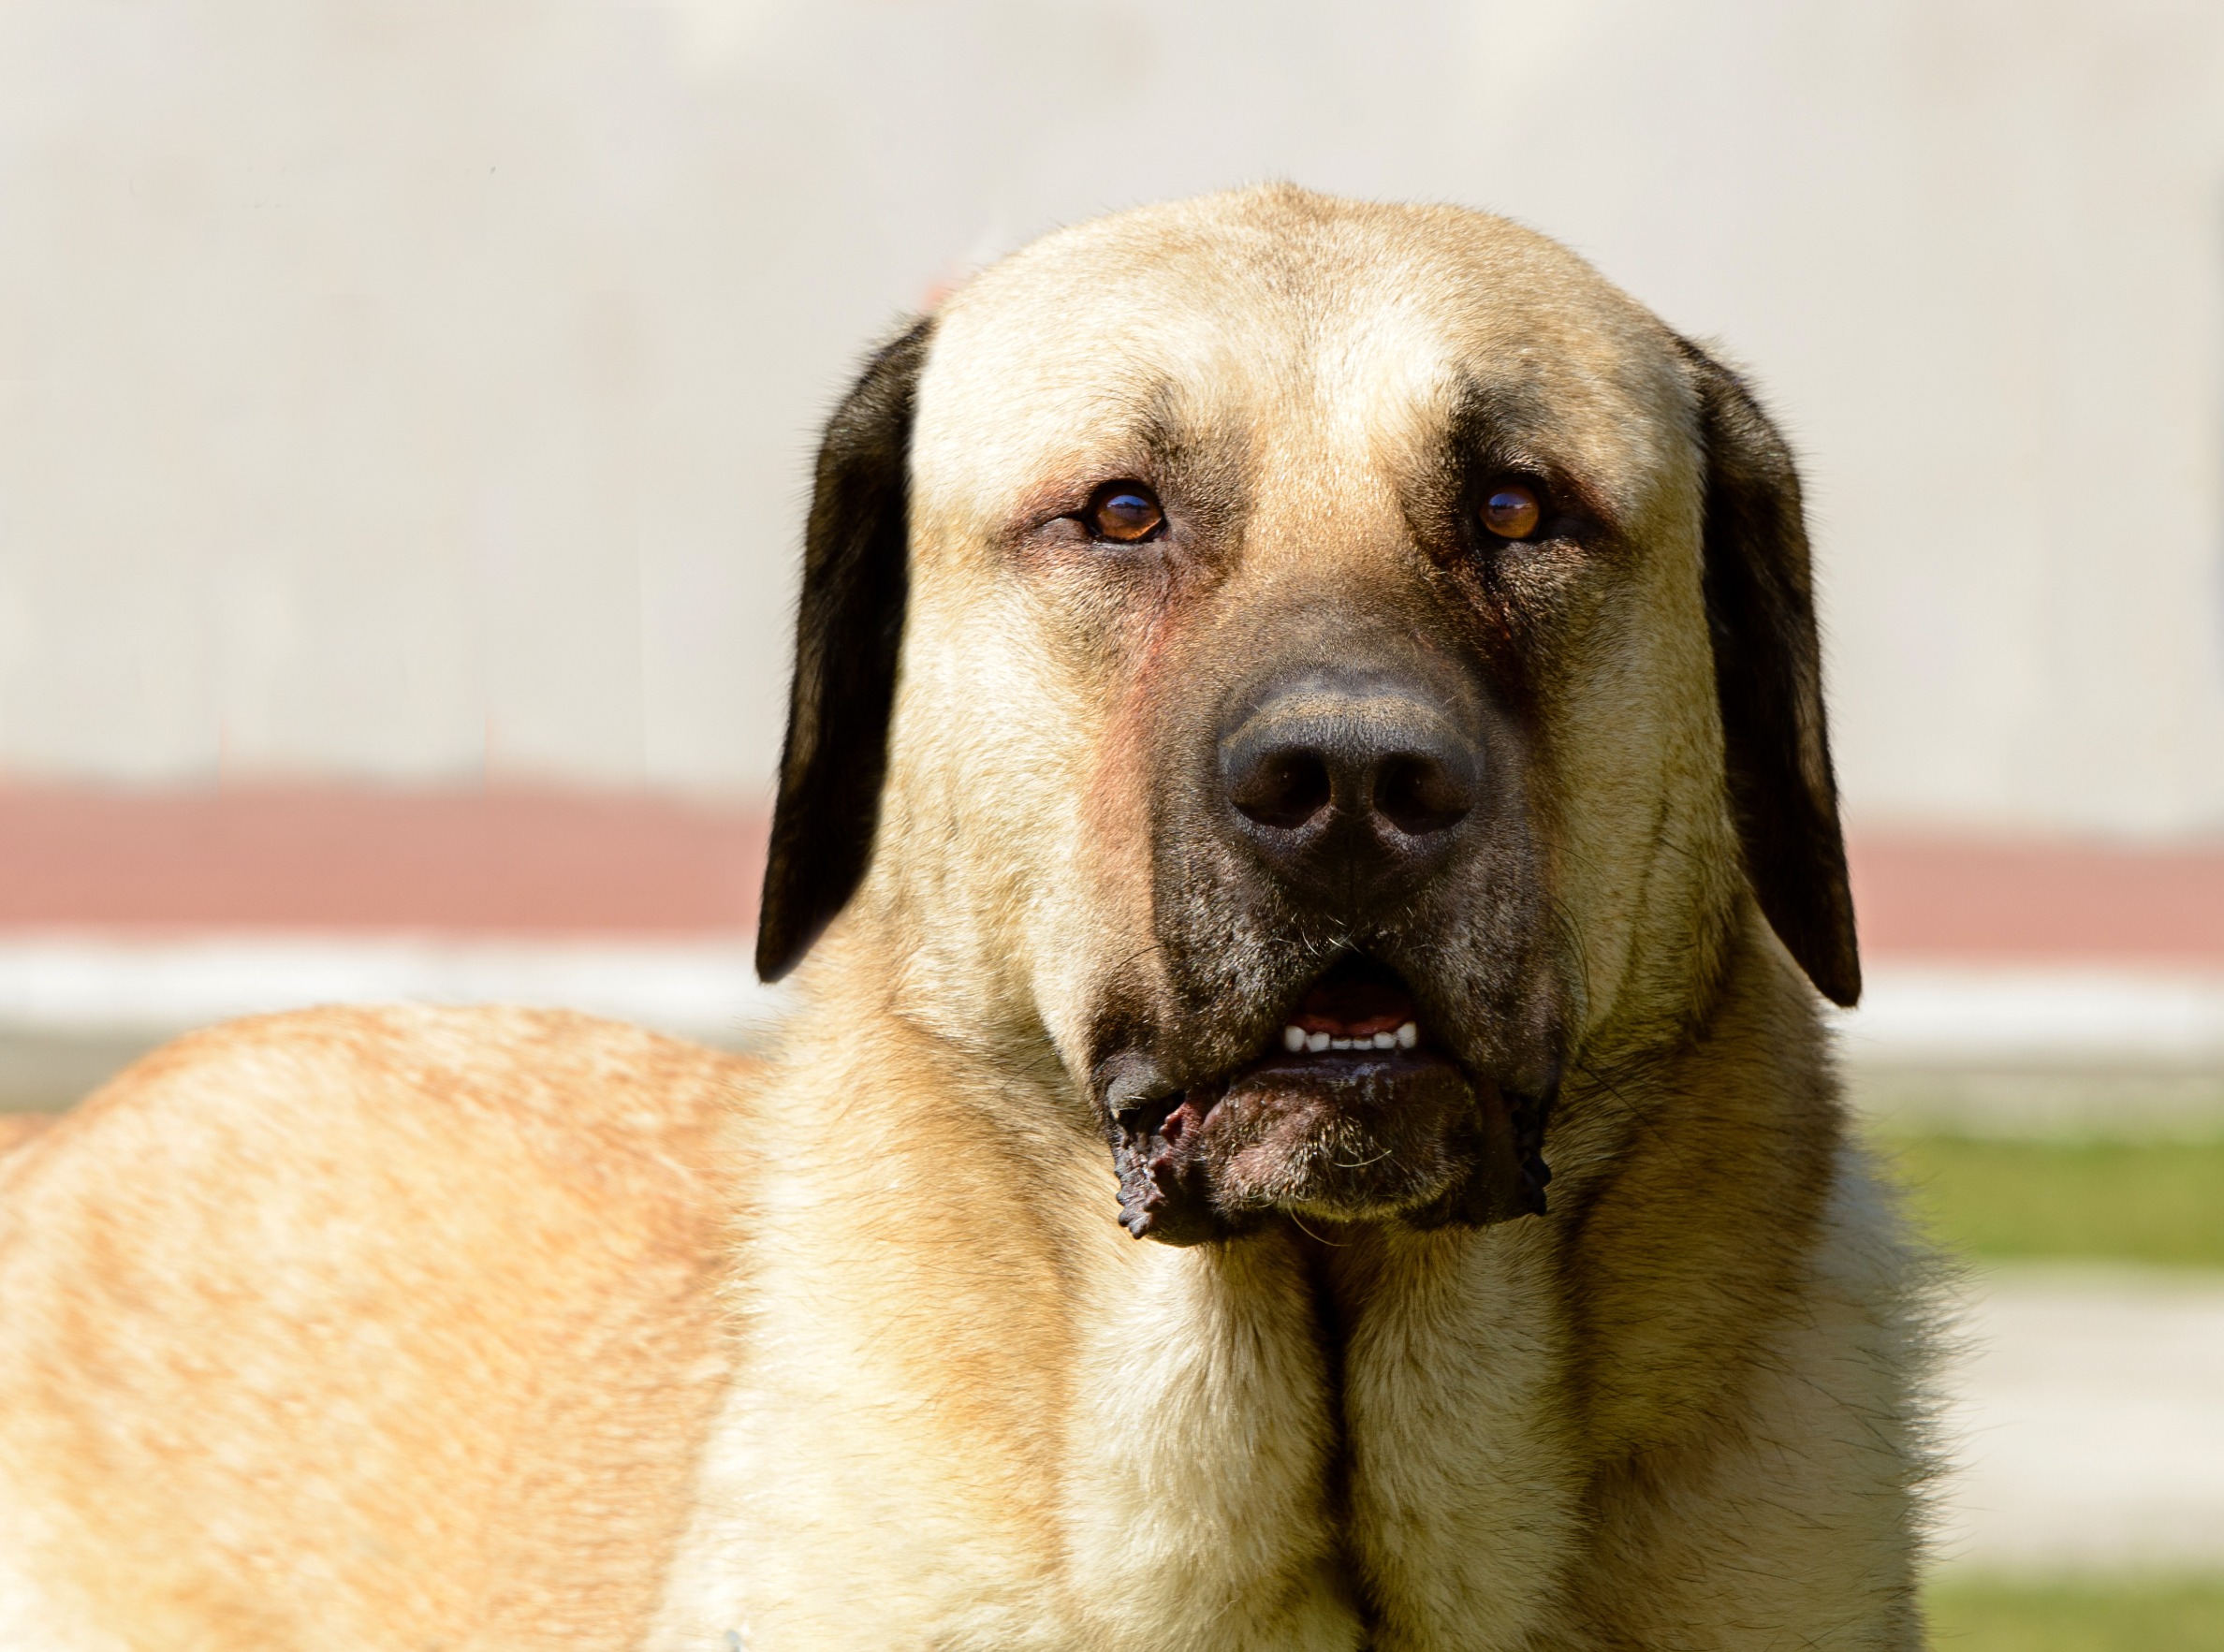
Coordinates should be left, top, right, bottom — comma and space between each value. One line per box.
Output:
1182, 955, 1455, 1123
1106, 943, 1551, 1245
1111, 951, 1542, 1242
1269, 953, 1426, 1057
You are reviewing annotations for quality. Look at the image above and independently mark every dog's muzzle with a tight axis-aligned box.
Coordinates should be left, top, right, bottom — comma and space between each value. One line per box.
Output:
1103, 950, 1552, 1245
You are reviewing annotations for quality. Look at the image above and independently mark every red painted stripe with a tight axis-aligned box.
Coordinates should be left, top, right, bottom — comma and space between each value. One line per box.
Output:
0, 787, 764, 936
0, 788, 2217, 964
1849, 834, 2224, 967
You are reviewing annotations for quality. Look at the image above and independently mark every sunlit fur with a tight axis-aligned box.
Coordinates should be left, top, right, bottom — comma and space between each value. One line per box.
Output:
0, 188, 1933, 1649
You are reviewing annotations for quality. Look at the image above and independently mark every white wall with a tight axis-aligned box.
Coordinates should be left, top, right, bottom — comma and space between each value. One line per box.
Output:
4, 0, 2222, 832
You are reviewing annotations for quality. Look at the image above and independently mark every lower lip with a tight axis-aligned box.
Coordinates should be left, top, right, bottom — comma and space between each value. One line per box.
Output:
1237, 1045, 1452, 1082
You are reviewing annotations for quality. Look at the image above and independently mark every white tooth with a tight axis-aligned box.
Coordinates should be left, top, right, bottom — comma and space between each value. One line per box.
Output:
1306, 1031, 1331, 1053
1331, 1037, 1353, 1050
1283, 1025, 1306, 1053
1397, 1022, 1419, 1049
1373, 1031, 1396, 1049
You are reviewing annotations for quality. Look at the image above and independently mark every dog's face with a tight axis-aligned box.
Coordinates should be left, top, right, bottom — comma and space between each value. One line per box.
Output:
758, 188, 1858, 1243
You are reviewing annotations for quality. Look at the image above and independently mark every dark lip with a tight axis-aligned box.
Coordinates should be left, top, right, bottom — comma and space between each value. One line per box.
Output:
1105, 955, 1452, 1124
1105, 952, 1551, 1244
1233, 1045, 1456, 1084
1147, 1045, 1462, 1159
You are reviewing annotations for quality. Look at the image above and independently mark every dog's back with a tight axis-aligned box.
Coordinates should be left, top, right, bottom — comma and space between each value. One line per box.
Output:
0, 1005, 741, 1648
0, 1116, 53, 1155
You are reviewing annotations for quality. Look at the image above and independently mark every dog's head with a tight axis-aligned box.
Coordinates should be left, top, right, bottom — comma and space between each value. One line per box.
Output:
758, 187, 1857, 1244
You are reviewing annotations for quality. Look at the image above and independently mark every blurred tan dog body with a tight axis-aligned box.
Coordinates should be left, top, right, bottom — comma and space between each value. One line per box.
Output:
0, 190, 1929, 1649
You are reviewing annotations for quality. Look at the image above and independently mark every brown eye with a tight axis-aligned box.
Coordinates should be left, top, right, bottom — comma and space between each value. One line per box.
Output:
1480, 480, 1542, 540
1084, 481, 1164, 543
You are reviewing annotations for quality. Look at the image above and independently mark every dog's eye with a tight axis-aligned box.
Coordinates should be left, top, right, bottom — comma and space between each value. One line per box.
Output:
1479, 480, 1543, 541
1084, 482, 1165, 544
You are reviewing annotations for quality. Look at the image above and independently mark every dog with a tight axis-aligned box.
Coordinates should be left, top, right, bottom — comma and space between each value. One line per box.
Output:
0, 185, 1930, 1649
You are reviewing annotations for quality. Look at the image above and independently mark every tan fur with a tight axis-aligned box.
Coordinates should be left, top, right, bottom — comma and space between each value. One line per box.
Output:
0, 1115, 55, 1154
0, 1009, 740, 1648
0, 188, 1931, 1648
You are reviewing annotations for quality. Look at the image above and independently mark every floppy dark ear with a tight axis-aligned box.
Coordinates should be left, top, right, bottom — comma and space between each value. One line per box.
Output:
1678, 339, 1861, 1007
755, 316, 935, 983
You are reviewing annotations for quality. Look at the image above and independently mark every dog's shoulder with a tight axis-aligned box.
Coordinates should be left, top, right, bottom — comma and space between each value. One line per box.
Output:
0, 1004, 754, 1646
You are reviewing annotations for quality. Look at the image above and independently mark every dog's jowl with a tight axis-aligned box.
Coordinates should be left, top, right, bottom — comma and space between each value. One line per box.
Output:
0, 188, 1927, 1651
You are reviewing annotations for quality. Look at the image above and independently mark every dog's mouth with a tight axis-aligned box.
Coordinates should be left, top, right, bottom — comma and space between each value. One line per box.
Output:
1275, 953, 1426, 1055
1107, 954, 1548, 1245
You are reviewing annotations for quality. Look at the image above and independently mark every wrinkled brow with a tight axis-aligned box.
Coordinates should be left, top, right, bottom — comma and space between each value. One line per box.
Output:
1006, 375, 1254, 538
1402, 376, 1624, 543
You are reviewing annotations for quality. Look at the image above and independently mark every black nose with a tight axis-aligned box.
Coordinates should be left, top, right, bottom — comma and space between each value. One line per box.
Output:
1218, 668, 1480, 901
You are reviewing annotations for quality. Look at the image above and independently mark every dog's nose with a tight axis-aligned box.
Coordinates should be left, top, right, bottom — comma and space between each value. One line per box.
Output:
1219, 669, 1479, 900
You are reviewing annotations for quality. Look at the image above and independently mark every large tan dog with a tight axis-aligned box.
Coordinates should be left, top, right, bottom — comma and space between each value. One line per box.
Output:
0, 187, 1931, 1649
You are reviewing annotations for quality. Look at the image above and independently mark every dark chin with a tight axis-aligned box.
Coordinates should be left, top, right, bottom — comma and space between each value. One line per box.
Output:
1108, 1048, 1551, 1247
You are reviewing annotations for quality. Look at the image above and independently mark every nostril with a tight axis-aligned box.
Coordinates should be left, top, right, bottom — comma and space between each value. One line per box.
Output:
1374, 754, 1472, 837
1232, 749, 1334, 832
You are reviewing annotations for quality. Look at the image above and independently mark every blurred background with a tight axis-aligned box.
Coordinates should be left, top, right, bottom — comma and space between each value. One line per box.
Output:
4, 1, 2222, 1642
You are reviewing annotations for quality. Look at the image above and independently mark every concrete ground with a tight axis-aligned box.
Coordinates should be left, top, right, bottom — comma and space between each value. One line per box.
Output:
1937, 1265, 2224, 1573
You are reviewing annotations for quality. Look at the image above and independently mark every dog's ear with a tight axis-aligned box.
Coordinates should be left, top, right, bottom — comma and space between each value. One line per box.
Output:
756, 317, 935, 983
1678, 339, 1861, 1008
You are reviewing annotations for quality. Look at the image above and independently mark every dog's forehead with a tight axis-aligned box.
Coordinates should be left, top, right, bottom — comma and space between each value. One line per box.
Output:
912, 188, 1690, 518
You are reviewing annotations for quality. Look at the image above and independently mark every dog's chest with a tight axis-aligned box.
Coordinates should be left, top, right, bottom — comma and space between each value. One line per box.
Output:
645, 1224, 1577, 1652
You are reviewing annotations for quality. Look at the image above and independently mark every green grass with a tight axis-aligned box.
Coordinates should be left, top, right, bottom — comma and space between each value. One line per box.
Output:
1879, 1133, 2224, 1269
1926, 1575, 2224, 1650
